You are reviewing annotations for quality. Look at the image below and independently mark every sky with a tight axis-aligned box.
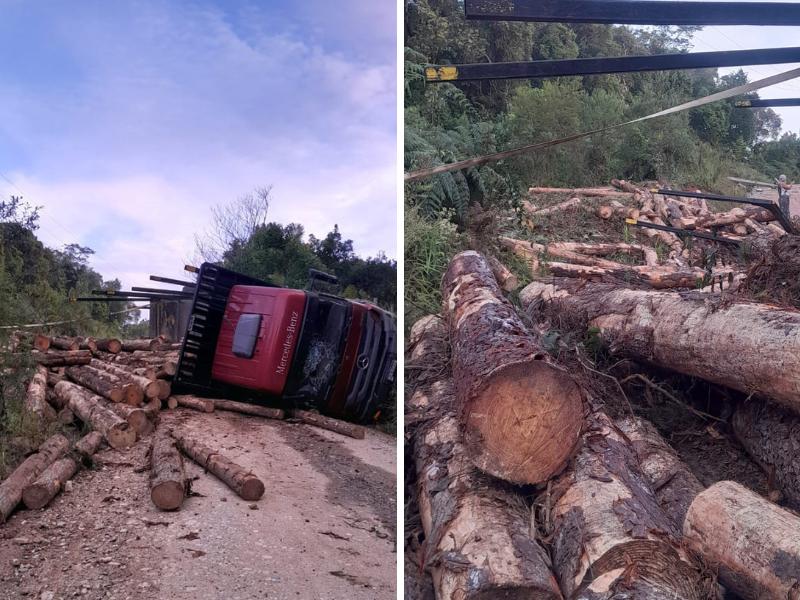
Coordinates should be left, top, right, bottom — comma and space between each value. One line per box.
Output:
0, 0, 397, 298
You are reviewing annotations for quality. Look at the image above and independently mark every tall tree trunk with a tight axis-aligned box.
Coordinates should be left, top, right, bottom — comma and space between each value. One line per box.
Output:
442, 251, 583, 485
54, 381, 136, 449
520, 278, 800, 415
149, 429, 185, 510
684, 480, 800, 600
22, 457, 79, 510
0, 434, 70, 523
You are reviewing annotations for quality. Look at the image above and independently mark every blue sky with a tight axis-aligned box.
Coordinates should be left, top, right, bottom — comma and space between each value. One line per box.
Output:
0, 0, 396, 293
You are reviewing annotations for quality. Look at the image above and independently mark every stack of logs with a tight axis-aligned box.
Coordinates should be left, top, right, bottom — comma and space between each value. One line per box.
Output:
407, 251, 800, 600
496, 179, 791, 293
0, 334, 367, 522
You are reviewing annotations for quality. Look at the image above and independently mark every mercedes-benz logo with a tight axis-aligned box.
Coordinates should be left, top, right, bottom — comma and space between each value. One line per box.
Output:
357, 355, 370, 369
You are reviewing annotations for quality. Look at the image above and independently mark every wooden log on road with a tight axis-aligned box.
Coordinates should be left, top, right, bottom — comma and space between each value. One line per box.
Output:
684, 480, 800, 600
25, 366, 55, 421
291, 409, 363, 438
149, 429, 185, 510
408, 315, 562, 599
733, 400, 800, 511
31, 350, 91, 367
51, 336, 79, 351
54, 381, 136, 449
0, 434, 70, 523
487, 255, 519, 292
66, 366, 126, 403
94, 338, 122, 354
551, 412, 706, 599
213, 399, 284, 420
520, 278, 800, 415
120, 338, 159, 352
89, 359, 158, 401
22, 457, 79, 510
73, 431, 104, 462
105, 401, 150, 436
173, 395, 214, 413
77, 337, 97, 353
442, 251, 583, 485
173, 431, 264, 501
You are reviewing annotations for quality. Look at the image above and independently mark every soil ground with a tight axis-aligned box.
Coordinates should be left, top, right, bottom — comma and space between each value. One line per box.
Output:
0, 409, 397, 600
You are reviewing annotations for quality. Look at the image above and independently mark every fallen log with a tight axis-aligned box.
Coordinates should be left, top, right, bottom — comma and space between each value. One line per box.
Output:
172, 431, 264, 501
530, 186, 632, 197
551, 412, 706, 599
500, 236, 660, 271
77, 337, 97, 353
684, 480, 800, 600
54, 381, 136, 449
156, 379, 171, 400
526, 196, 581, 217
105, 401, 150, 436
0, 434, 70, 523
546, 261, 712, 289
12, 331, 51, 352
596, 200, 640, 220
616, 415, 704, 529
692, 205, 774, 229
442, 251, 582, 485
521, 278, 800, 414
165, 397, 178, 410
25, 366, 55, 421
51, 336, 79, 351
290, 409, 364, 439
149, 428, 185, 510
131, 367, 157, 380
57, 408, 75, 425
487, 255, 519, 292
46, 371, 66, 388
732, 400, 800, 511
212, 399, 284, 420
142, 397, 161, 420
610, 178, 641, 194
120, 338, 159, 352
65, 366, 126, 403
88, 359, 158, 401
408, 315, 562, 599
94, 338, 122, 354
173, 395, 214, 413
22, 457, 79, 510
71, 364, 141, 405
31, 350, 91, 367
74, 431, 104, 462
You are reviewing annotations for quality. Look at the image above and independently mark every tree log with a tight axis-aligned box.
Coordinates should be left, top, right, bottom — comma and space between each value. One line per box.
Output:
442, 251, 583, 485
684, 480, 800, 600
131, 367, 157, 380
149, 428, 185, 510
51, 337, 79, 351
74, 431, 104, 461
73, 364, 141, 405
57, 408, 75, 425
25, 366, 55, 421
22, 457, 79, 510
121, 339, 159, 352
173, 395, 214, 413
77, 337, 97, 353
105, 401, 150, 435
12, 331, 51, 352
166, 397, 178, 410
46, 371, 66, 388
610, 179, 641, 194
95, 338, 122, 354
65, 366, 125, 403
88, 359, 158, 401
527, 196, 581, 218
156, 379, 171, 400
54, 381, 136, 449
31, 350, 91, 367
290, 409, 364, 439
142, 397, 161, 420
0, 434, 70, 523
551, 411, 706, 599
733, 400, 800, 511
172, 431, 264, 500
616, 416, 704, 529
531, 186, 632, 197
212, 399, 285, 420
596, 200, 640, 220
487, 255, 519, 292
692, 206, 774, 229
521, 278, 800, 414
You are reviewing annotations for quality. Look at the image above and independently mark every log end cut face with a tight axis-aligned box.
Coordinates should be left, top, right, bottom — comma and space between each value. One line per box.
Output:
150, 481, 186, 511
464, 361, 583, 485
239, 477, 265, 501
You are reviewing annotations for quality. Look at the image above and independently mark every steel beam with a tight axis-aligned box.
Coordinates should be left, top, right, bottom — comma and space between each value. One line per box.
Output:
149, 275, 197, 288
464, 0, 800, 26
736, 98, 800, 108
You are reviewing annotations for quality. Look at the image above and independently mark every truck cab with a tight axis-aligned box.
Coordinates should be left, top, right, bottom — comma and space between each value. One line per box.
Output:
174, 263, 395, 423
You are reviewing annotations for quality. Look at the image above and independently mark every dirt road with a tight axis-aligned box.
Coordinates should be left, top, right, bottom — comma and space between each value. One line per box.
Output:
0, 410, 397, 599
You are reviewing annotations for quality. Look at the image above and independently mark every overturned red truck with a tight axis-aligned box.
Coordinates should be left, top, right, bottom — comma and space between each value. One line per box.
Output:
174, 264, 396, 423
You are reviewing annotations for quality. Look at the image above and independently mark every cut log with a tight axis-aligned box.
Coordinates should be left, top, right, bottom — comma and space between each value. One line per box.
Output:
73, 431, 104, 464
487, 255, 519, 292
88, 359, 158, 401
149, 429, 185, 510
531, 186, 632, 197
12, 331, 51, 352
22, 457, 79, 510
77, 337, 97, 353
0, 434, 70, 523
105, 401, 150, 435
142, 397, 161, 421
520, 278, 800, 415
57, 408, 75, 425
408, 315, 562, 599
616, 415, 704, 529
733, 400, 800, 511
156, 379, 171, 400
120, 338, 159, 352
551, 411, 706, 599
31, 350, 91, 367
527, 196, 581, 217
166, 397, 178, 410
610, 178, 641, 194
596, 200, 640, 221
46, 371, 66, 388
131, 367, 157, 380
54, 381, 136, 449
213, 399, 285, 420
290, 409, 364, 438
51, 337, 79, 351
442, 251, 583, 484
546, 261, 713, 289
94, 338, 122, 354
65, 366, 125, 403
684, 480, 800, 600
173, 395, 214, 413
25, 366, 55, 421
172, 431, 264, 501
692, 205, 774, 229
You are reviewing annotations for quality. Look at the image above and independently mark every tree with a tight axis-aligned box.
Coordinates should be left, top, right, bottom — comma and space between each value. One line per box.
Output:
195, 187, 271, 263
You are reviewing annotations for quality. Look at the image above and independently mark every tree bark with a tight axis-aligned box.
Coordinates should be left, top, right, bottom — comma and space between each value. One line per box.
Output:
487, 255, 519, 292
692, 206, 774, 229
173, 431, 264, 501
65, 366, 126, 403
31, 350, 91, 367
77, 337, 97, 353
596, 201, 640, 220
149, 428, 185, 510
51, 337, 79, 351
88, 359, 159, 401
616, 416, 705, 529
13, 331, 51, 352
54, 381, 136, 449
173, 395, 214, 413
442, 251, 583, 485
213, 399, 285, 420
290, 409, 364, 438
74, 431, 104, 462
131, 367, 157, 380
527, 197, 581, 217
166, 397, 178, 410
531, 186, 633, 197
46, 371, 66, 388
520, 278, 800, 414
25, 366, 55, 421
551, 412, 706, 599
121, 339, 159, 352
22, 457, 79, 510
0, 434, 70, 523
142, 397, 161, 421
732, 400, 800, 511
105, 401, 150, 436
95, 338, 122, 354
156, 379, 171, 400
684, 480, 800, 600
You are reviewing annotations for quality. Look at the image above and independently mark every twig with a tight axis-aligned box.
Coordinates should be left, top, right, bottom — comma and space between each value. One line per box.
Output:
574, 348, 633, 415
620, 374, 725, 423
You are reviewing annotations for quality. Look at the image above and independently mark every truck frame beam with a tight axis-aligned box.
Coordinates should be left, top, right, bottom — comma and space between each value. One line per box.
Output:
736, 98, 800, 108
